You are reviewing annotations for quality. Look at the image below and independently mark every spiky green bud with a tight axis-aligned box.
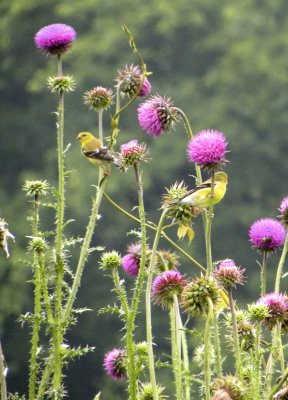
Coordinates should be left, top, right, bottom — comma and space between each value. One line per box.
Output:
28, 237, 48, 253
100, 251, 121, 270
47, 75, 76, 93
23, 180, 49, 198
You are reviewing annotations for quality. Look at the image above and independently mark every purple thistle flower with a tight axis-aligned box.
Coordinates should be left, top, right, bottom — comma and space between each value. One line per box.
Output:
152, 270, 186, 309
249, 218, 286, 253
214, 259, 245, 289
103, 348, 127, 380
187, 129, 228, 170
137, 95, 177, 137
278, 196, 288, 226
257, 292, 288, 328
34, 23, 76, 55
121, 242, 142, 276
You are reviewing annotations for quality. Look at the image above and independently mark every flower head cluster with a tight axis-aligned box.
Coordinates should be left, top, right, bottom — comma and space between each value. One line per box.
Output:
155, 249, 180, 272
138, 95, 177, 137
212, 375, 246, 400
119, 140, 149, 170
139, 382, 166, 400
23, 180, 50, 198
121, 242, 149, 276
257, 292, 288, 329
83, 86, 114, 111
100, 251, 121, 270
181, 276, 219, 316
187, 129, 228, 171
34, 23, 76, 55
248, 303, 269, 323
47, 75, 76, 93
162, 181, 202, 226
152, 270, 187, 309
278, 196, 288, 227
249, 218, 286, 253
116, 64, 151, 97
103, 348, 127, 380
214, 259, 245, 289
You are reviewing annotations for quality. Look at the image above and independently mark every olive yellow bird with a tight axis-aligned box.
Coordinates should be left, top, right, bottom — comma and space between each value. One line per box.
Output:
77, 132, 119, 167
178, 171, 228, 208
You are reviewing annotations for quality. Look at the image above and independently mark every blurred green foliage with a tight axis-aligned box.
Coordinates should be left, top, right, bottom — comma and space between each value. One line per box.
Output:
1, 0, 288, 398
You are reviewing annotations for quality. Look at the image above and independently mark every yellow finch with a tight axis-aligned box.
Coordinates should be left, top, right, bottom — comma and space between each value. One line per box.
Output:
77, 132, 119, 167
178, 171, 228, 208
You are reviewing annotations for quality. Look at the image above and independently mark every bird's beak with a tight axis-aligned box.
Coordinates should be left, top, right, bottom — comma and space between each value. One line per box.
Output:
76, 134, 81, 141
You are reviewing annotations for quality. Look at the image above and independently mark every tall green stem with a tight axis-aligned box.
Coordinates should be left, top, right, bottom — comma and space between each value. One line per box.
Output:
275, 232, 288, 293
170, 300, 182, 400
261, 252, 268, 296
28, 194, 41, 400
213, 313, 222, 376
204, 297, 214, 400
228, 287, 242, 378
146, 208, 169, 400
253, 324, 262, 400
53, 55, 66, 394
206, 171, 215, 276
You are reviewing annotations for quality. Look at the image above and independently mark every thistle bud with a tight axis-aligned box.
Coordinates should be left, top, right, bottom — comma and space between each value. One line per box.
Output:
47, 75, 76, 93
100, 251, 121, 270
83, 86, 114, 111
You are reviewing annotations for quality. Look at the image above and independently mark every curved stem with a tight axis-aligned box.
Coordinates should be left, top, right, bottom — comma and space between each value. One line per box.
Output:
172, 107, 193, 139
146, 208, 169, 400
269, 366, 288, 399
102, 191, 206, 272
275, 232, 288, 293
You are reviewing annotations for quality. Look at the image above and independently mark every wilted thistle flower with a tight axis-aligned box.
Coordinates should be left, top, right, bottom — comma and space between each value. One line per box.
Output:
155, 249, 180, 272
273, 385, 288, 399
139, 382, 166, 400
187, 129, 228, 171
214, 259, 245, 289
121, 242, 149, 276
162, 181, 202, 226
47, 75, 75, 93
100, 251, 121, 270
119, 140, 149, 170
116, 64, 151, 98
256, 292, 288, 329
212, 375, 245, 400
247, 303, 269, 323
137, 95, 177, 137
34, 23, 76, 56
0, 219, 15, 258
103, 348, 127, 380
181, 276, 220, 316
278, 196, 288, 227
249, 218, 286, 253
23, 180, 49, 198
193, 344, 215, 367
152, 270, 187, 309
28, 237, 48, 253
83, 86, 114, 111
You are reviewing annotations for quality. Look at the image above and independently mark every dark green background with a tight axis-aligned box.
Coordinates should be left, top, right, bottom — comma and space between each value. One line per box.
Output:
1, 0, 288, 398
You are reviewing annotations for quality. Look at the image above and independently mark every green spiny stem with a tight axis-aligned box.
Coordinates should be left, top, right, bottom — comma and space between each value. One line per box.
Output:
146, 208, 169, 400
275, 231, 288, 293
53, 54, 65, 393
0, 341, 7, 400
28, 194, 42, 400
227, 287, 242, 378
29, 253, 42, 400
276, 321, 285, 375
213, 313, 222, 376
261, 252, 268, 296
180, 319, 191, 400
204, 297, 214, 400
36, 358, 54, 400
169, 303, 182, 400
253, 324, 262, 400
269, 366, 288, 399
102, 191, 206, 272
39, 252, 53, 326
206, 171, 215, 276
173, 295, 183, 400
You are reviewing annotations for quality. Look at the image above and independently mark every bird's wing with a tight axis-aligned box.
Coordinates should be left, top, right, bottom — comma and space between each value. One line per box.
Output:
180, 181, 212, 199
83, 146, 115, 163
